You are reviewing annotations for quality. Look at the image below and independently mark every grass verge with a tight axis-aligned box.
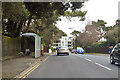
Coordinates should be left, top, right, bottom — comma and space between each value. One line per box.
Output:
84, 53, 108, 56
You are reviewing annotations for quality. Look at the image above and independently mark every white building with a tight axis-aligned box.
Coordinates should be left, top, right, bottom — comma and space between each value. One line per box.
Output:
98, 31, 107, 42
98, 37, 107, 42
53, 36, 73, 49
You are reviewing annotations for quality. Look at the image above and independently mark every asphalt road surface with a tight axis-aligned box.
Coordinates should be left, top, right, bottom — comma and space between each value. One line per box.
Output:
0, 61, 1, 79
26, 53, 119, 78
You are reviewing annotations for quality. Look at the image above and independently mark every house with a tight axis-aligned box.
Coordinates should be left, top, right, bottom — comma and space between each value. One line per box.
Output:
98, 36, 107, 42
53, 36, 73, 49
97, 31, 107, 42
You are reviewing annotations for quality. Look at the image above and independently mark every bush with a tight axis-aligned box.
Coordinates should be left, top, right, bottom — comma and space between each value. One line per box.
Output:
17, 52, 24, 56
69, 48, 72, 51
88, 42, 108, 48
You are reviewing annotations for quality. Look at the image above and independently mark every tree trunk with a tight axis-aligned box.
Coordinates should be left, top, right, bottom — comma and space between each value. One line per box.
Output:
14, 21, 24, 37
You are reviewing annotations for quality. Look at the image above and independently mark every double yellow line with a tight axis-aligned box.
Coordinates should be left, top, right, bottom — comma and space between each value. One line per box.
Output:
18, 55, 52, 79
18, 63, 40, 79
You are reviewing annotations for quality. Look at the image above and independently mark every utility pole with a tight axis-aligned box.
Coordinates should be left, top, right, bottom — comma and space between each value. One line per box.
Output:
74, 38, 75, 49
53, 32, 54, 46
74, 35, 76, 49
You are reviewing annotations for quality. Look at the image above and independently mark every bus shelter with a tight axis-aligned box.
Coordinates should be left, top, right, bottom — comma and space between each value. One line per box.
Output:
22, 33, 42, 58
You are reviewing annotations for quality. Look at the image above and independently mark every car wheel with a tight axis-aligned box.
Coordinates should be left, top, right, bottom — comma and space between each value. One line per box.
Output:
110, 55, 115, 64
67, 53, 69, 55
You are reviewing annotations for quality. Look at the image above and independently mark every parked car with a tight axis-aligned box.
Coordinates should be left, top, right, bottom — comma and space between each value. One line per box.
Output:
76, 47, 84, 54
57, 46, 69, 56
71, 49, 76, 53
110, 43, 120, 64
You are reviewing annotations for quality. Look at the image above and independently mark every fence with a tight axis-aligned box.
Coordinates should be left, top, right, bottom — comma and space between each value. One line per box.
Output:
2, 36, 21, 57
85, 46, 109, 54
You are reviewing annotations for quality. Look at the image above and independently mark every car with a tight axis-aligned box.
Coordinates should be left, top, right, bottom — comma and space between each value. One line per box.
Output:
71, 49, 76, 53
57, 46, 69, 56
76, 47, 84, 54
110, 43, 120, 64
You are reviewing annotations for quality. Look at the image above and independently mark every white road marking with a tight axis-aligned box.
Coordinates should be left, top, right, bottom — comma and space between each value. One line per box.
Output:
85, 58, 92, 62
95, 63, 111, 71
73, 54, 112, 71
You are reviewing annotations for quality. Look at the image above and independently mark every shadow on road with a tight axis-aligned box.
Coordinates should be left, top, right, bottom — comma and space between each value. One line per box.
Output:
114, 63, 120, 67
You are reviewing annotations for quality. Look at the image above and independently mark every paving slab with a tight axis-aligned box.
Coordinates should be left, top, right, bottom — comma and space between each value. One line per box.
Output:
2, 53, 52, 78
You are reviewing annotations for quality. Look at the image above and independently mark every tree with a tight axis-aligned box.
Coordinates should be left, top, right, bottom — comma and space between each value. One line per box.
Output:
38, 25, 67, 46
2, 2, 30, 37
24, 2, 87, 28
104, 19, 120, 46
23, 2, 87, 46
76, 21, 101, 48
24, 2, 86, 18
97, 19, 107, 32
64, 11, 87, 21
2, 2, 87, 38
71, 30, 81, 48
106, 27, 120, 46
71, 30, 81, 37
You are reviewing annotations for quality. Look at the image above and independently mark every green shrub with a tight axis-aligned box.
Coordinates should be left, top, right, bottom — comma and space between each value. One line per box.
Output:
17, 52, 24, 56
88, 42, 108, 48
69, 48, 72, 51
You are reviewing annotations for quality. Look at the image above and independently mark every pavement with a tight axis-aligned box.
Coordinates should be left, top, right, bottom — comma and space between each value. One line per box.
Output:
23, 53, 119, 79
2, 53, 53, 79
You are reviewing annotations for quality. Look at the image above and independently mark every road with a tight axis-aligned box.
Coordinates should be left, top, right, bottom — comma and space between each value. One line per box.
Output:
25, 53, 119, 78
0, 61, 1, 79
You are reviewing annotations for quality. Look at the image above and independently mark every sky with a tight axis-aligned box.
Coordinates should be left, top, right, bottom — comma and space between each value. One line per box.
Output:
56, 0, 120, 36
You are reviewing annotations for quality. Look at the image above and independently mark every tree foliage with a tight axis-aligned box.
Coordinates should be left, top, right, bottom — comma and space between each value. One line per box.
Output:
38, 25, 67, 46
71, 30, 81, 37
2, 2, 30, 22
73, 21, 101, 48
2, 2, 30, 37
106, 27, 120, 46
2, 2, 87, 47
96, 19, 107, 32
2, 2, 87, 38
64, 11, 87, 21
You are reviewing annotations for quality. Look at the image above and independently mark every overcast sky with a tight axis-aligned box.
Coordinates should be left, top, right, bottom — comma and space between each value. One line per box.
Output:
56, 0, 120, 36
